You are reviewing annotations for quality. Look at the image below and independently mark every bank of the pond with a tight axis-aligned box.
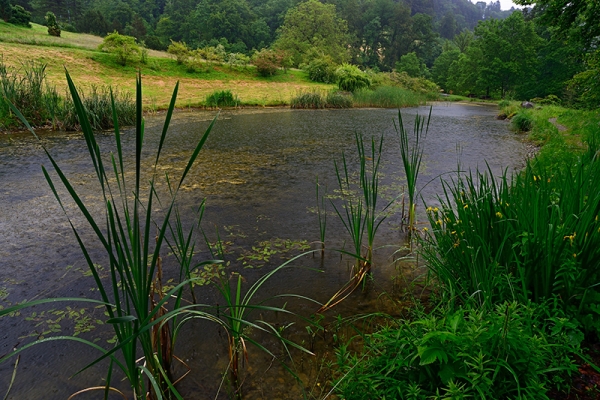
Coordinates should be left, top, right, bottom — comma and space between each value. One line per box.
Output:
334, 102, 600, 399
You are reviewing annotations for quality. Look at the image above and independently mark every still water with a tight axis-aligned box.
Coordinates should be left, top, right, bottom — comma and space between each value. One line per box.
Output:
0, 103, 526, 399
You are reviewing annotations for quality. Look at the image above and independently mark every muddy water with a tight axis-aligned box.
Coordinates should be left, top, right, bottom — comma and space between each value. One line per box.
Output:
0, 103, 525, 399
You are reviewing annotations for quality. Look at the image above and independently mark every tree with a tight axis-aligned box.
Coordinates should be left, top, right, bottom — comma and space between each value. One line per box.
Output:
8, 4, 30, 26
274, 0, 349, 67
469, 11, 542, 97
432, 48, 461, 91
395, 52, 426, 78
98, 31, 140, 66
0, 0, 12, 22
514, 0, 600, 48
46, 11, 61, 37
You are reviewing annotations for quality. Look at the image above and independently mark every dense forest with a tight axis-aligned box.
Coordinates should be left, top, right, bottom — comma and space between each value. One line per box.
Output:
1, 0, 598, 105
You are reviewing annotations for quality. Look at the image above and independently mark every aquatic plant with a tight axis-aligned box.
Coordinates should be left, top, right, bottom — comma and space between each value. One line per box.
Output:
316, 176, 327, 257
320, 133, 387, 312
421, 155, 600, 318
3, 71, 215, 399
396, 108, 430, 244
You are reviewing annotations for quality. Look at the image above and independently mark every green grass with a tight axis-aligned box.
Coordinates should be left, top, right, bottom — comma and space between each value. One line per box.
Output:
352, 86, 427, 108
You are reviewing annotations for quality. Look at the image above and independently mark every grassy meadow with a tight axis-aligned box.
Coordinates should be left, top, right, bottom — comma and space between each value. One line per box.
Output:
0, 21, 333, 111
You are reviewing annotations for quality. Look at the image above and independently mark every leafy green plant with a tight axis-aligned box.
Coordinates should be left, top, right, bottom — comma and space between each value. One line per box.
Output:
421, 154, 600, 316
336, 64, 370, 92
334, 301, 582, 399
306, 56, 338, 83
167, 40, 189, 64
98, 31, 141, 66
291, 91, 326, 109
205, 89, 239, 108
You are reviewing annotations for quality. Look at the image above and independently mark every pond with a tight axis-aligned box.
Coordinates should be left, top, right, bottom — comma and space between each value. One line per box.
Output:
0, 103, 527, 399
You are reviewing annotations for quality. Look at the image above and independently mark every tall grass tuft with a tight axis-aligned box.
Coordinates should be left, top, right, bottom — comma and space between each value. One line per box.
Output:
291, 90, 352, 109
352, 86, 427, 108
0, 59, 60, 129
396, 108, 430, 243
205, 89, 239, 108
61, 84, 135, 130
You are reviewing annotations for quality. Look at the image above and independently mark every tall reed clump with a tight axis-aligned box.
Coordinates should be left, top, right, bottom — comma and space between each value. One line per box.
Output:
421, 151, 600, 321
0, 59, 60, 129
318, 133, 387, 312
3, 71, 216, 399
61, 84, 136, 130
396, 109, 430, 243
352, 86, 426, 108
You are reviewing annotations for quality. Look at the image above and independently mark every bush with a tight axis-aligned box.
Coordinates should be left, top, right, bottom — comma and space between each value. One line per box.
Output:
511, 111, 534, 132
45, 11, 61, 37
336, 64, 370, 92
252, 48, 281, 77
205, 90, 239, 108
335, 302, 581, 399
325, 91, 352, 108
98, 31, 141, 66
167, 40, 189, 65
144, 35, 165, 51
305, 56, 338, 83
8, 5, 31, 27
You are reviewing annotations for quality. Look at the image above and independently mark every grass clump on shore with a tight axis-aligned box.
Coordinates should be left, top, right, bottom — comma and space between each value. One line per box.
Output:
352, 86, 427, 108
205, 89, 239, 108
291, 90, 352, 109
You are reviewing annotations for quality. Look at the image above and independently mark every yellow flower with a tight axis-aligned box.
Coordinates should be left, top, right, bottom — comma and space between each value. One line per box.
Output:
463, 204, 469, 209
451, 231, 456, 235
422, 227, 429, 232
573, 253, 577, 258
426, 207, 433, 212
496, 212, 503, 218
433, 207, 439, 212
533, 175, 537, 181
436, 219, 443, 225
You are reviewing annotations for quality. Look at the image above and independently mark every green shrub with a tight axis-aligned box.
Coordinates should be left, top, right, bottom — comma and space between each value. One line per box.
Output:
45, 11, 61, 37
512, 111, 534, 132
98, 31, 141, 66
252, 48, 281, 77
305, 56, 338, 83
336, 64, 370, 92
167, 40, 189, 65
205, 90, 239, 107
335, 301, 581, 399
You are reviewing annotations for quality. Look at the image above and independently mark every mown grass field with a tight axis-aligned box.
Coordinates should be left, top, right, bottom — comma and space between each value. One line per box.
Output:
0, 21, 333, 109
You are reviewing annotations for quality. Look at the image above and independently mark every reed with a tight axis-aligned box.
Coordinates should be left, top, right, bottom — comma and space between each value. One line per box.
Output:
396, 108, 430, 244
316, 176, 327, 257
205, 89, 239, 108
5, 70, 216, 399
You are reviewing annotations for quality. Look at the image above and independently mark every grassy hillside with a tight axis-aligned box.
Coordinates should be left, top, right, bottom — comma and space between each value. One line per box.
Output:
0, 22, 332, 109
